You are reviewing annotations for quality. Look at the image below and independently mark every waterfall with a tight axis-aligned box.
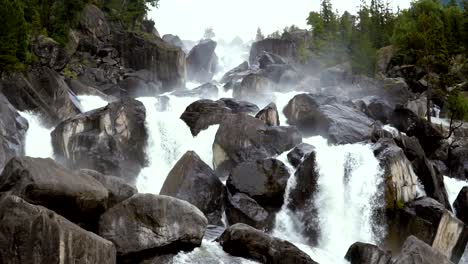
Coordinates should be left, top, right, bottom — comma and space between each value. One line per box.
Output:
444, 176, 468, 211
19, 112, 54, 158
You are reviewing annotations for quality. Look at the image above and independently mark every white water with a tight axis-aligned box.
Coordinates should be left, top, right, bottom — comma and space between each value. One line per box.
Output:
172, 241, 257, 264
19, 112, 54, 158
77, 95, 109, 112
444, 176, 468, 211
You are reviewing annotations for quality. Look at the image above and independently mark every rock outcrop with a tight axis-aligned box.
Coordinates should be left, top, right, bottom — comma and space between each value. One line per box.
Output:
225, 192, 270, 230
392, 236, 453, 264
454, 186, 468, 224
287, 143, 315, 168
249, 38, 297, 65
345, 242, 392, 264
255, 102, 280, 126
51, 98, 147, 184
186, 39, 218, 83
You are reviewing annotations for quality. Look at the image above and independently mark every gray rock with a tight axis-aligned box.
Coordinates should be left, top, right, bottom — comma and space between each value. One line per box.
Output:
172, 82, 218, 99
0, 194, 116, 264
225, 192, 269, 230
99, 194, 207, 263
234, 73, 275, 103
287, 143, 315, 168
249, 38, 297, 65
255, 102, 280, 126
393, 236, 454, 264
162, 34, 185, 51
345, 242, 392, 264
160, 151, 225, 225
32, 35, 70, 71
454, 186, 468, 224
187, 40, 218, 83
220, 61, 250, 84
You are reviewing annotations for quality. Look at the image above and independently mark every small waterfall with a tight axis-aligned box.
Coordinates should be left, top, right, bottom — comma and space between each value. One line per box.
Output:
172, 241, 257, 264
77, 95, 109, 112
19, 112, 54, 158
444, 176, 468, 211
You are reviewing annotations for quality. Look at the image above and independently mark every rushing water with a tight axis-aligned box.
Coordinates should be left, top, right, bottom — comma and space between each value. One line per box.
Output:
444, 176, 468, 211
19, 112, 54, 158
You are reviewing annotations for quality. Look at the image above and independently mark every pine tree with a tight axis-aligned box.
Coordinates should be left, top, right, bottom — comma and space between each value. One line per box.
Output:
256, 27, 264, 41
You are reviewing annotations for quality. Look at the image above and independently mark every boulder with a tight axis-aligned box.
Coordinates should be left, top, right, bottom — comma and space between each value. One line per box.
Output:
78, 4, 111, 52
227, 158, 290, 208
390, 107, 443, 155
287, 151, 320, 244
213, 114, 301, 177
32, 35, 70, 71
287, 143, 315, 168
376, 45, 397, 75
0, 94, 28, 171
320, 62, 351, 87
406, 96, 428, 118
220, 61, 250, 84
0, 157, 108, 230
180, 98, 259, 136
284, 94, 373, 144
186, 39, 218, 83
234, 73, 274, 103
118, 76, 161, 97
172, 82, 218, 99
255, 102, 280, 126
160, 151, 225, 225
225, 192, 270, 230
217, 223, 317, 264
373, 139, 420, 209
258, 51, 286, 69
0, 194, 116, 264
432, 211, 468, 263
261, 63, 301, 86
454, 187, 468, 224
448, 143, 468, 180
162, 34, 185, 51
345, 242, 392, 264
0, 67, 82, 126
366, 98, 394, 124
249, 38, 297, 65
79, 169, 137, 208
381, 78, 411, 106
114, 32, 186, 92
99, 194, 207, 263
51, 98, 147, 184
67, 78, 115, 101
392, 236, 453, 264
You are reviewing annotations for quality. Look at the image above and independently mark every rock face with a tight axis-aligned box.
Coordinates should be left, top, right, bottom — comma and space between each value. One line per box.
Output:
255, 103, 280, 126
217, 223, 317, 264
220, 61, 250, 84
78, 4, 111, 52
345, 242, 392, 264
287, 143, 315, 168
160, 151, 225, 225
0, 94, 28, 171
0, 194, 116, 264
0, 157, 109, 229
373, 139, 420, 209
162, 34, 185, 51
234, 73, 274, 103
258, 51, 287, 69
392, 236, 453, 264
172, 82, 218, 99
99, 194, 207, 263
180, 98, 259, 136
114, 32, 186, 92
449, 143, 468, 180
32, 35, 71, 71
249, 38, 297, 65
0, 67, 81, 125
454, 186, 468, 224
79, 169, 137, 208
186, 39, 218, 82
51, 98, 147, 184
432, 211, 468, 263
225, 192, 270, 230
284, 94, 373, 144
227, 159, 290, 208
213, 114, 301, 177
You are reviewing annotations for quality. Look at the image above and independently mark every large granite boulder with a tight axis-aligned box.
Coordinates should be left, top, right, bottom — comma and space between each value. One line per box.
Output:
172, 82, 218, 99
0, 94, 28, 171
227, 158, 290, 209
162, 34, 185, 51
78, 4, 111, 52
160, 151, 225, 225
249, 38, 297, 65
255, 103, 280, 126
448, 142, 468, 180
287, 143, 315, 168
454, 186, 468, 224
0, 194, 116, 264
186, 39, 218, 83
345, 242, 392, 264
284, 93, 373, 144
220, 61, 250, 84
217, 223, 317, 264
213, 114, 301, 177
234, 73, 274, 103
431, 211, 468, 263
180, 98, 259, 136
392, 236, 453, 264
225, 192, 270, 230
99, 194, 207, 263
0, 157, 109, 230
114, 32, 186, 92
32, 35, 71, 71
51, 98, 147, 184
0, 67, 81, 126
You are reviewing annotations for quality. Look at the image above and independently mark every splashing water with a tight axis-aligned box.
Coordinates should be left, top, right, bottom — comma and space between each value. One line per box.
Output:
19, 112, 54, 158
444, 176, 468, 211
172, 241, 257, 264
77, 95, 109, 112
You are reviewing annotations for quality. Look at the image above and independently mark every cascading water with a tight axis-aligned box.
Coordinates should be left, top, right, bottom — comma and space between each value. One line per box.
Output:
444, 176, 468, 211
272, 136, 384, 264
19, 112, 54, 158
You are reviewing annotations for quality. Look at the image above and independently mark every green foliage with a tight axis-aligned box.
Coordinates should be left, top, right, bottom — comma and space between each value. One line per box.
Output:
256, 27, 264, 41
447, 90, 468, 121
103, 0, 159, 30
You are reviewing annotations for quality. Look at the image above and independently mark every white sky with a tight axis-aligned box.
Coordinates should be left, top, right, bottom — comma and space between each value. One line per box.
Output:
149, 0, 411, 41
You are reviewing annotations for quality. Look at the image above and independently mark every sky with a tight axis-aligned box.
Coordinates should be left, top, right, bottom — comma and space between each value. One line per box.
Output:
149, 0, 411, 42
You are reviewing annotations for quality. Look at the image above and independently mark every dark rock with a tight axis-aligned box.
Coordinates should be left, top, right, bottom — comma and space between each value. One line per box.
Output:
392, 236, 453, 264
160, 151, 225, 225
118, 76, 154, 97
284, 93, 373, 144
187, 39, 218, 83
258, 52, 286, 69
366, 98, 393, 124
32, 35, 70, 71
79, 4, 111, 47
227, 158, 290, 208
172, 82, 218, 99
79, 169, 137, 208
448, 143, 468, 180
99, 194, 207, 263
213, 114, 301, 177
0, 157, 108, 230
249, 38, 297, 65
0, 194, 116, 264
0, 94, 28, 171
390, 107, 443, 155
114, 32, 186, 92
141, 254, 175, 264
217, 223, 317, 264
261, 63, 301, 86
345, 242, 392, 264
454, 187, 468, 224
162, 34, 185, 51
225, 192, 269, 230
234, 73, 274, 103
0, 67, 82, 126
287, 143, 315, 168
405, 197, 446, 228
51, 98, 147, 184
320, 62, 351, 87
67, 79, 115, 101
220, 61, 250, 84
180, 98, 259, 136
255, 102, 280, 126
382, 78, 411, 106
